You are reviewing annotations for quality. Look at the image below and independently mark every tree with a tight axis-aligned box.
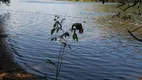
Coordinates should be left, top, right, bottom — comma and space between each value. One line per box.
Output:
103, 0, 142, 42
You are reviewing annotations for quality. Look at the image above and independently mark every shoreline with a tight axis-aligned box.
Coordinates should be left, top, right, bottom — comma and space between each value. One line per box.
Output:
0, 21, 39, 79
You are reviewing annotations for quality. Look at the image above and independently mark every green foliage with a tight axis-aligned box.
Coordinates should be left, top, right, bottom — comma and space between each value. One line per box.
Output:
51, 15, 63, 35
51, 28, 56, 35
50, 15, 84, 42
46, 59, 55, 65
71, 23, 84, 34
73, 32, 78, 41
50, 15, 84, 80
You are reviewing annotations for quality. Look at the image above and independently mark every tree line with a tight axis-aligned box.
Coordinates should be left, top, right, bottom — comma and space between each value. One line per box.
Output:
63, 0, 123, 2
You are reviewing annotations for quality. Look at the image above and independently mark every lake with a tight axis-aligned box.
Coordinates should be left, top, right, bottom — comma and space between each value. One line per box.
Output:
0, 1, 142, 80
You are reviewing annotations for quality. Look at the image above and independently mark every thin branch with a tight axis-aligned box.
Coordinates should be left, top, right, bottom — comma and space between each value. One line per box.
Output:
128, 29, 142, 42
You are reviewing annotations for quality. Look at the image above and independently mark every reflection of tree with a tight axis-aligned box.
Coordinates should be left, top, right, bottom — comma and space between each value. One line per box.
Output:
0, 12, 37, 80
0, 12, 11, 38
0, 13, 10, 38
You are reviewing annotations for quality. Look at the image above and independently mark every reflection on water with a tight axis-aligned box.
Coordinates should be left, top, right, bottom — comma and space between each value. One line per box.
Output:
1, 1, 142, 80
0, 13, 30, 79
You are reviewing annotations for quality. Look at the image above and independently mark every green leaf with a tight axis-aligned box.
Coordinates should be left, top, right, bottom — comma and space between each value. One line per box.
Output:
51, 38, 54, 41
51, 28, 56, 35
64, 32, 70, 37
73, 33, 76, 41
54, 19, 56, 21
53, 23, 56, 27
72, 23, 83, 34
73, 33, 78, 41
46, 59, 55, 65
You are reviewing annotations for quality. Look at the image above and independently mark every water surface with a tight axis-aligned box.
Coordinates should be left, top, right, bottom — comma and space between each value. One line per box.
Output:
0, 1, 142, 80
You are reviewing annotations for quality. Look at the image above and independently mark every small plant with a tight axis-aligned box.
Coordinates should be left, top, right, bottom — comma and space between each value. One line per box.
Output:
50, 15, 84, 80
50, 15, 84, 42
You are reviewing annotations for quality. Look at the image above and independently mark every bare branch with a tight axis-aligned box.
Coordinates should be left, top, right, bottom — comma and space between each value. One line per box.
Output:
127, 30, 142, 42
